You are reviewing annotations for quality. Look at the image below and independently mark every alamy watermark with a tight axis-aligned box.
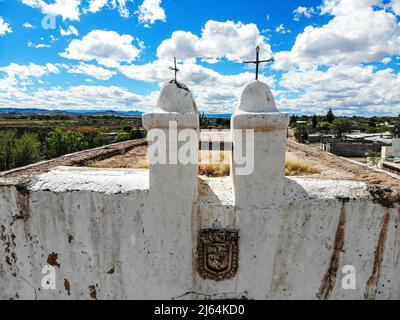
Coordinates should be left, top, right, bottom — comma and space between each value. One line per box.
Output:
41, 265, 56, 290
147, 121, 255, 176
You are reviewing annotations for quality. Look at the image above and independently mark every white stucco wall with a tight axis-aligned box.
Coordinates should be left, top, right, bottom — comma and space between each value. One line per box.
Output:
1, 168, 399, 300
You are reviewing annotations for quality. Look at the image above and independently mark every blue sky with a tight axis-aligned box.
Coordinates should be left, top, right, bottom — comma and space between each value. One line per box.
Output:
0, 0, 400, 115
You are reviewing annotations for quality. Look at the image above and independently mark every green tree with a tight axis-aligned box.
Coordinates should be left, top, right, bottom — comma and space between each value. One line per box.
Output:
317, 121, 332, 132
0, 131, 17, 171
84, 132, 110, 149
312, 114, 318, 129
326, 108, 335, 124
294, 124, 309, 142
199, 112, 211, 128
45, 128, 88, 158
0, 131, 43, 171
14, 133, 43, 168
115, 125, 144, 143
290, 115, 299, 125
115, 131, 131, 142
331, 118, 353, 135
365, 125, 390, 134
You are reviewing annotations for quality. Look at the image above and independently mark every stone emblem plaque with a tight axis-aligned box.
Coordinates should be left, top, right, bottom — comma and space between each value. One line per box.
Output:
197, 229, 239, 281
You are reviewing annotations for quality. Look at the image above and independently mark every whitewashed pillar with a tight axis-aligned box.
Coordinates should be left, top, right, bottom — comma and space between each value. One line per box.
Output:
392, 138, 400, 157
142, 80, 199, 299
231, 80, 289, 208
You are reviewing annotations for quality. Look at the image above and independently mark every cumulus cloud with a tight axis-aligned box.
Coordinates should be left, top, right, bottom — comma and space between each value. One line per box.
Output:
60, 30, 141, 67
391, 0, 400, 15
23, 22, 34, 28
0, 62, 154, 111
35, 43, 51, 48
275, 0, 400, 69
275, 24, 291, 34
0, 17, 12, 36
0, 63, 59, 79
85, 0, 134, 18
68, 63, 116, 80
87, 0, 108, 13
136, 0, 166, 26
157, 20, 272, 62
293, 6, 315, 21
278, 64, 400, 115
119, 59, 275, 113
22, 0, 81, 21
0, 82, 156, 112
60, 25, 79, 36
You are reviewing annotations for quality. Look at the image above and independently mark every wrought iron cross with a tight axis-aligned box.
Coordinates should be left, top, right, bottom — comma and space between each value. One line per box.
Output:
244, 46, 274, 80
169, 57, 180, 82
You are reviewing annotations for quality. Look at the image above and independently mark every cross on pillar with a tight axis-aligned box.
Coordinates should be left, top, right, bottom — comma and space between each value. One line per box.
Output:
169, 57, 180, 82
244, 46, 274, 80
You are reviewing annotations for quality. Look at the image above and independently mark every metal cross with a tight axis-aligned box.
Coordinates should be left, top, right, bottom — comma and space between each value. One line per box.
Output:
169, 57, 180, 82
244, 46, 274, 80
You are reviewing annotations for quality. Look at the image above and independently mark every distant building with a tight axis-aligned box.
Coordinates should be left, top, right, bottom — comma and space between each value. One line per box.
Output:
321, 132, 393, 157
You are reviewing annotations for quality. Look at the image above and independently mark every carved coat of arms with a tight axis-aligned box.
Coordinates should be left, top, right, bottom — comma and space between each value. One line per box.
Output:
197, 229, 239, 281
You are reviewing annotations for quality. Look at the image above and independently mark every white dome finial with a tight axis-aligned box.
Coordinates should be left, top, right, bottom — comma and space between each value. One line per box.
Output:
156, 80, 198, 114
236, 80, 277, 113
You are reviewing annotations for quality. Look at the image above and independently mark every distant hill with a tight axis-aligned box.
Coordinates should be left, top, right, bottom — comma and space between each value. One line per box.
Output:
0, 108, 143, 116
0, 108, 232, 118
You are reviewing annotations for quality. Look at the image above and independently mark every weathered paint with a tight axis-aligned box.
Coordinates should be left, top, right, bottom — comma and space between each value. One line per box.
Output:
0, 169, 399, 300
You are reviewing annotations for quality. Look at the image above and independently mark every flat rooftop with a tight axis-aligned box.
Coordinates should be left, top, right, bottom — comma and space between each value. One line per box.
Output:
1, 134, 400, 193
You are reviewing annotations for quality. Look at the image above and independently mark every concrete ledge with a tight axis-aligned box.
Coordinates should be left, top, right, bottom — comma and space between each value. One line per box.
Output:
232, 112, 289, 131
143, 112, 199, 130
30, 166, 149, 194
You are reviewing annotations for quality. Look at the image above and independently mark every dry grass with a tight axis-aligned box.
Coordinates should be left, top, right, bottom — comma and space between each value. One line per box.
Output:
132, 159, 150, 169
90, 148, 320, 178
199, 151, 230, 177
285, 153, 321, 176
199, 163, 230, 177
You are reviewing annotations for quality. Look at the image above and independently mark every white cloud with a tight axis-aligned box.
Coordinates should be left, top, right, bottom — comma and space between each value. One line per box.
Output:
275, 24, 291, 34
22, 0, 81, 21
0, 83, 156, 112
319, 0, 383, 16
136, 0, 166, 25
35, 43, 51, 48
119, 59, 275, 113
0, 63, 59, 79
111, 0, 134, 18
60, 30, 141, 67
391, 0, 400, 15
85, 0, 134, 18
293, 6, 315, 21
157, 20, 272, 63
68, 63, 116, 80
278, 64, 400, 116
0, 17, 12, 36
275, 1, 400, 69
23, 22, 34, 28
201, 58, 221, 64
87, 0, 108, 13
60, 25, 79, 36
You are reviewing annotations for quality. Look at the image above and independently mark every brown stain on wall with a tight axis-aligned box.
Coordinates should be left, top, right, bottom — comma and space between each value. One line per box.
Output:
89, 284, 97, 300
15, 184, 30, 221
47, 252, 60, 268
64, 279, 71, 296
1, 225, 17, 266
316, 205, 346, 300
364, 210, 391, 300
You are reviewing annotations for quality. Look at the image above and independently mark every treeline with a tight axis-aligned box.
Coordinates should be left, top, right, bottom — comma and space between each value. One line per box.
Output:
0, 126, 144, 172
291, 109, 400, 139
